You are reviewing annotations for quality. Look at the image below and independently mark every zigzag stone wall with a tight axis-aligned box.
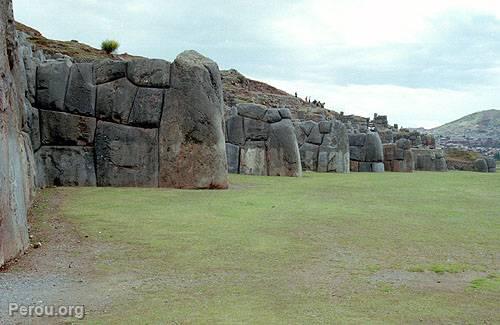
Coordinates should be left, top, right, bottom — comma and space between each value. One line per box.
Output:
225, 104, 302, 176
33, 51, 228, 189
295, 120, 350, 173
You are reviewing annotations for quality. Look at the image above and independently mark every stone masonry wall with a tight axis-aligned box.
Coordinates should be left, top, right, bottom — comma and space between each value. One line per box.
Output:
295, 120, 350, 173
33, 51, 228, 189
225, 103, 302, 176
0, 0, 36, 267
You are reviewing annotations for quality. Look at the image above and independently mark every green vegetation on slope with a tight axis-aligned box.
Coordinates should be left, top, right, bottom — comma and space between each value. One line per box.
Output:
432, 109, 500, 139
41, 172, 499, 323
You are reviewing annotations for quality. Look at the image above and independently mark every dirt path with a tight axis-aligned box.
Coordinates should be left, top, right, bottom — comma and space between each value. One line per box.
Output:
0, 189, 116, 324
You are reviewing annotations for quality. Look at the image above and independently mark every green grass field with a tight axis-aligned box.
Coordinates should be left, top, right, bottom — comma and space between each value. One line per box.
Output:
35, 171, 500, 323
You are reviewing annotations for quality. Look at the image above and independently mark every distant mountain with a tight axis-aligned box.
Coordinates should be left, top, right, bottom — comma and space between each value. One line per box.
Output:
432, 109, 500, 139
431, 109, 500, 156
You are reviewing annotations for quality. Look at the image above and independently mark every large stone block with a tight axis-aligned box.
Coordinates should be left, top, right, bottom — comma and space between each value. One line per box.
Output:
486, 158, 496, 173
95, 121, 159, 187
237, 103, 267, 120
383, 144, 395, 161
36, 60, 72, 111
473, 158, 488, 173
94, 59, 127, 84
349, 133, 366, 146
349, 146, 365, 161
267, 119, 302, 176
319, 121, 332, 134
226, 143, 240, 174
244, 117, 269, 141
306, 123, 322, 145
364, 132, 383, 162
36, 146, 96, 186
299, 142, 319, 171
40, 110, 96, 146
359, 161, 372, 172
318, 146, 336, 172
128, 87, 164, 128
300, 121, 316, 135
64, 63, 96, 116
127, 58, 170, 88
350, 160, 359, 172
372, 162, 385, 173
96, 77, 138, 124
278, 108, 292, 119
159, 51, 228, 189
294, 122, 307, 146
226, 115, 245, 145
240, 141, 267, 176
28, 106, 41, 151
263, 108, 282, 123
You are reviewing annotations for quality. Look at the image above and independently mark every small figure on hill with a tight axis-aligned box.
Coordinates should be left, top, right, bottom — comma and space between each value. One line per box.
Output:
101, 39, 120, 54
295, 92, 298, 98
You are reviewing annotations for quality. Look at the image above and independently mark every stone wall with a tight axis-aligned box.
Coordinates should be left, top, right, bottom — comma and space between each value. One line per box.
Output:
383, 139, 415, 172
33, 51, 228, 189
411, 149, 447, 172
348, 132, 384, 172
0, 0, 36, 267
295, 120, 350, 173
225, 104, 302, 176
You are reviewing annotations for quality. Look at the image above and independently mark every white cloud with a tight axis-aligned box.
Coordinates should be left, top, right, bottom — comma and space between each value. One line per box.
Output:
261, 78, 499, 128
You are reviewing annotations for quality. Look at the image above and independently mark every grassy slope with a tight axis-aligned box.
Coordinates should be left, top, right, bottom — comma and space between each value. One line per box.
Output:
49, 172, 498, 323
432, 109, 500, 137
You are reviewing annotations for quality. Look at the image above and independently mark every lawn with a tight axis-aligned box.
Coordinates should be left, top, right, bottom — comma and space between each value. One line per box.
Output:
34, 171, 500, 323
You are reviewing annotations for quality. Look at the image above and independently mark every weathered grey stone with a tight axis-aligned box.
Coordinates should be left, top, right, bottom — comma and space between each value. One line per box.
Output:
474, 158, 488, 173
378, 130, 393, 144
318, 146, 336, 172
349, 133, 366, 146
226, 143, 240, 174
263, 108, 282, 123
127, 58, 170, 88
403, 150, 415, 172
64, 63, 96, 116
349, 146, 365, 161
40, 109, 96, 146
36, 146, 96, 186
128, 87, 164, 128
36, 60, 72, 111
267, 119, 302, 176
299, 143, 319, 171
226, 115, 245, 145
1, 1, 36, 266
96, 77, 138, 124
278, 108, 292, 119
159, 50, 228, 189
359, 162, 372, 172
300, 120, 316, 135
244, 117, 269, 141
306, 123, 322, 145
28, 106, 41, 151
319, 121, 332, 134
435, 158, 447, 172
240, 141, 267, 176
485, 157, 496, 169
365, 132, 383, 162
372, 162, 385, 173
94, 59, 127, 84
294, 122, 307, 146
95, 121, 158, 187
237, 103, 267, 120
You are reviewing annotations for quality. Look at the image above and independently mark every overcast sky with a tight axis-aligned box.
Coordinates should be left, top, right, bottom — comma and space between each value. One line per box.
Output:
14, 0, 500, 128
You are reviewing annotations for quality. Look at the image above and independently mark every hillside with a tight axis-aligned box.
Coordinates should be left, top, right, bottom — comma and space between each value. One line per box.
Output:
431, 109, 500, 156
432, 109, 500, 139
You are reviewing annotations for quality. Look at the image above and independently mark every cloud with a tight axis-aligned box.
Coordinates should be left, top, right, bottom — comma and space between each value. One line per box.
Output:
12, 0, 500, 127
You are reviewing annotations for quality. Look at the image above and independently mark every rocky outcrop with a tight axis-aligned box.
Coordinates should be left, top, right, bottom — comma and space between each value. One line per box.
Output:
295, 120, 349, 173
159, 51, 228, 188
0, 0, 36, 267
225, 104, 302, 176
